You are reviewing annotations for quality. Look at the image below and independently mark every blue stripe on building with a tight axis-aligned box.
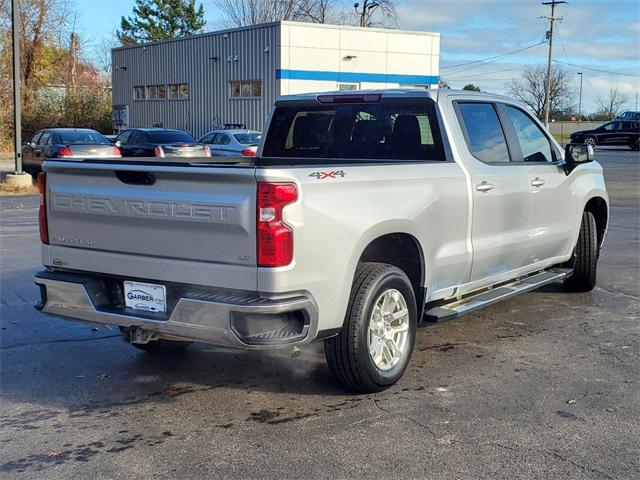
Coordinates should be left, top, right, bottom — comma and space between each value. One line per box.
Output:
275, 69, 439, 85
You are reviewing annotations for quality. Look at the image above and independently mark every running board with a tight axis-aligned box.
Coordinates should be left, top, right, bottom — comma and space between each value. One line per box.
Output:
423, 269, 571, 323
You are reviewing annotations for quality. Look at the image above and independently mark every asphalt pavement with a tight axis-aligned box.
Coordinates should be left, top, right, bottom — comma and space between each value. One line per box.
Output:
0, 149, 638, 479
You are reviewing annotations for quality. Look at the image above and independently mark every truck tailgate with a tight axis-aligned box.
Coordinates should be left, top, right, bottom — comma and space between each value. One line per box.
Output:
43, 160, 257, 289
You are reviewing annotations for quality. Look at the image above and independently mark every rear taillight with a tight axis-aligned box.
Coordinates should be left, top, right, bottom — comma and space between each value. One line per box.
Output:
203, 145, 211, 157
112, 146, 121, 156
154, 146, 165, 157
257, 182, 297, 267
58, 146, 72, 157
241, 148, 256, 157
38, 172, 49, 244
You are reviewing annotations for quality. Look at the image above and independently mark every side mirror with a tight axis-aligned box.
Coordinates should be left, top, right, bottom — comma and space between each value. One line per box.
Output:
22, 140, 31, 147
114, 140, 121, 148
564, 143, 594, 173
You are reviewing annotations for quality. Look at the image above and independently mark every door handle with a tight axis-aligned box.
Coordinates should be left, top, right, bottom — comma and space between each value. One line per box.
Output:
531, 178, 545, 188
476, 181, 494, 192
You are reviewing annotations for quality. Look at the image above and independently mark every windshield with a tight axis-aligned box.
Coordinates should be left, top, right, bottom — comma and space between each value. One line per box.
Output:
261, 99, 445, 162
234, 133, 261, 145
148, 131, 195, 143
59, 130, 109, 145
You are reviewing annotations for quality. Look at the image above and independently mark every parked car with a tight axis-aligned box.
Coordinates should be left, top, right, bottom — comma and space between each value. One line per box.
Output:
114, 128, 211, 158
22, 128, 120, 176
35, 89, 608, 392
614, 111, 640, 122
198, 129, 261, 157
570, 120, 640, 150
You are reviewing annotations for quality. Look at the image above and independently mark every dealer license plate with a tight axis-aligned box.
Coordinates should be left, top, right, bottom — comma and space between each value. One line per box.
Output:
123, 281, 166, 313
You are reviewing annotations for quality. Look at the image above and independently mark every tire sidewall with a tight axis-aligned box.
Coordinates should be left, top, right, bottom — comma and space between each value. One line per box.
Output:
355, 269, 417, 388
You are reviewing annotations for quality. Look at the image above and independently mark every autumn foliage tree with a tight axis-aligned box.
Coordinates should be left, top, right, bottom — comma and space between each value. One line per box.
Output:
0, 0, 112, 149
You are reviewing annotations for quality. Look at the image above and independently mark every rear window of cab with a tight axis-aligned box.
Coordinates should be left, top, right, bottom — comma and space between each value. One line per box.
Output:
261, 99, 446, 162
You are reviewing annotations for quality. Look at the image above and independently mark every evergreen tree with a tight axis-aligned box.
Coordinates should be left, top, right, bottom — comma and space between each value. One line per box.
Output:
462, 84, 481, 92
117, 0, 206, 45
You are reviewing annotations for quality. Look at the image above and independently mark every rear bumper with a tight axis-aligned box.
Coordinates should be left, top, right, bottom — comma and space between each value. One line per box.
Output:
34, 270, 318, 349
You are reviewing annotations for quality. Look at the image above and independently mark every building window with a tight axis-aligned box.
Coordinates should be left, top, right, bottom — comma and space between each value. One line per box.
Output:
338, 83, 358, 91
133, 85, 146, 100
147, 85, 166, 100
168, 83, 189, 100
230, 80, 261, 98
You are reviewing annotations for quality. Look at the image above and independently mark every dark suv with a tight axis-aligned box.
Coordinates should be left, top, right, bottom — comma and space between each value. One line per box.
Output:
115, 128, 210, 158
570, 120, 640, 150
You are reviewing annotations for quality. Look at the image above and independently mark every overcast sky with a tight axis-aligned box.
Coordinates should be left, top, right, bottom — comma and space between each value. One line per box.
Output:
76, 0, 640, 113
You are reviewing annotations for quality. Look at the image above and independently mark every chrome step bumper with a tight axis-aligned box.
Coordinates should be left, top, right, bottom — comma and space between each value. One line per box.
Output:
34, 271, 318, 349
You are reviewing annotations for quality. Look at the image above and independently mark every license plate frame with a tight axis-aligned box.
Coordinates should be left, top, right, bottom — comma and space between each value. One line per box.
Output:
123, 281, 167, 313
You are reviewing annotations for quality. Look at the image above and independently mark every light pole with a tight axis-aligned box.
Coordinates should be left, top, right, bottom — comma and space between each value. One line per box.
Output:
11, 0, 22, 174
577, 72, 583, 125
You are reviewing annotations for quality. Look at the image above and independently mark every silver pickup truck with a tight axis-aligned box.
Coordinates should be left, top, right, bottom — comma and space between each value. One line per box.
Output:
35, 89, 608, 392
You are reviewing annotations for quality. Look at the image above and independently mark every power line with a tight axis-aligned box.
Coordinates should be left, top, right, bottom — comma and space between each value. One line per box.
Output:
447, 64, 525, 81
440, 41, 546, 71
552, 59, 640, 77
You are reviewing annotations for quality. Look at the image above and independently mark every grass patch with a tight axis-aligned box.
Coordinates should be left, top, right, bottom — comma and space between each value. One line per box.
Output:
0, 180, 38, 196
552, 133, 571, 144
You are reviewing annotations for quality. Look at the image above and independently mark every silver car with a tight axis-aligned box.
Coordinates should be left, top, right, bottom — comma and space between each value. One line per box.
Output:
198, 129, 261, 157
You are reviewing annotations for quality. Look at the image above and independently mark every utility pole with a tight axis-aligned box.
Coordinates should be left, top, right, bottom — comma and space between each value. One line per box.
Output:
542, 0, 566, 128
354, 0, 379, 27
577, 72, 583, 125
11, 0, 22, 174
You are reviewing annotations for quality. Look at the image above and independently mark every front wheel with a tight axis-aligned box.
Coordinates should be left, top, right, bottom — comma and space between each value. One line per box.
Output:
630, 138, 640, 151
564, 211, 599, 292
584, 136, 597, 147
325, 262, 417, 393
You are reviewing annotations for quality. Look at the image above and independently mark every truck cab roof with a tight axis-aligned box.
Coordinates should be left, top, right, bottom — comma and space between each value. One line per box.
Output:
275, 88, 517, 105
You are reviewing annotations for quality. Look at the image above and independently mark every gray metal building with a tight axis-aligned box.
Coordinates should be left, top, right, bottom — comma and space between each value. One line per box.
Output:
111, 21, 440, 138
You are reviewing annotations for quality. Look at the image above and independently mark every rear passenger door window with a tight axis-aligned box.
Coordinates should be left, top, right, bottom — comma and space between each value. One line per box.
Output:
457, 102, 511, 163
504, 106, 554, 163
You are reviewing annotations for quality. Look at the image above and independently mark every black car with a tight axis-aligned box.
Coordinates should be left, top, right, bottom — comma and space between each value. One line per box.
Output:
570, 120, 640, 150
114, 128, 210, 158
22, 128, 120, 176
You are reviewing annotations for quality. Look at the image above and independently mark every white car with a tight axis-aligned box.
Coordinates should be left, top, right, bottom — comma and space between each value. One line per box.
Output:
198, 129, 261, 157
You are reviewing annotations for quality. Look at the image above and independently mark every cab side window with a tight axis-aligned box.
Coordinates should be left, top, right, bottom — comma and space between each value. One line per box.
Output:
457, 102, 511, 163
504, 106, 554, 163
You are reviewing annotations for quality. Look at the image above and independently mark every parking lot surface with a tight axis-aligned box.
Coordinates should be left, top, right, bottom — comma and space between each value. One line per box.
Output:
1, 149, 638, 479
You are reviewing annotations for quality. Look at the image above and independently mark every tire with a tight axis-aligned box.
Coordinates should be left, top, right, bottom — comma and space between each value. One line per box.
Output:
583, 136, 597, 147
131, 339, 193, 354
564, 211, 598, 292
325, 262, 417, 393
631, 138, 640, 151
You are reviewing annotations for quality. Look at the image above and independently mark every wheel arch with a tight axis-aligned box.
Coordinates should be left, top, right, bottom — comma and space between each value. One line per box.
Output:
357, 232, 427, 321
583, 196, 608, 248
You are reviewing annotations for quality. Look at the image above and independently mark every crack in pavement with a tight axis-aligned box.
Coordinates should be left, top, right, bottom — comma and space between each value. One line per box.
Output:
490, 442, 615, 480
579, 323, 629, 364
1, 335, 120, 351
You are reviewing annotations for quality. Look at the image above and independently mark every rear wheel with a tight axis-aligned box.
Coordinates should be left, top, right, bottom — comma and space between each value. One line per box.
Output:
564, 211, 599, 292
325, 262, 417, 393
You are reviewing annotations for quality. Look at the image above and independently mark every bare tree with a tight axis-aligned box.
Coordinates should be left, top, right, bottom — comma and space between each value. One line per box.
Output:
505, 64, 574, 120
216, 0, 332, 27
596, 86, 628, 120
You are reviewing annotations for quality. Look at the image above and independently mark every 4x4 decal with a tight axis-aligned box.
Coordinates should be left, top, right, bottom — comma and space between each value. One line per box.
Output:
308, 170, 346, 180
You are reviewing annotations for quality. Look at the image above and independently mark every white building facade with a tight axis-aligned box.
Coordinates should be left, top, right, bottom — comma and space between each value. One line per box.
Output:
111, 21, 440, 137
